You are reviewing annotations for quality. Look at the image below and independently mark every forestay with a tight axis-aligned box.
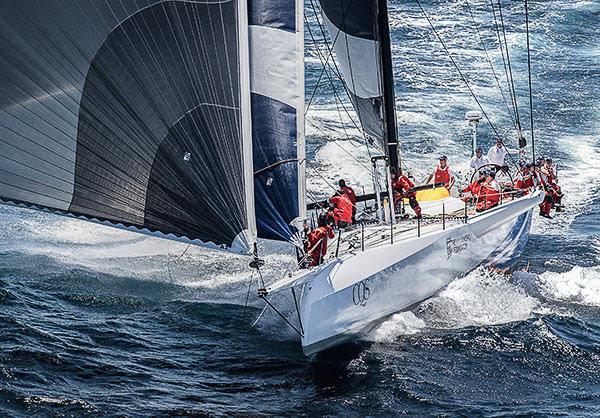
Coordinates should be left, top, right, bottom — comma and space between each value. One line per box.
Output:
249, 0, 306, 242
0, 0, 256, 253
319, 0, 386, 145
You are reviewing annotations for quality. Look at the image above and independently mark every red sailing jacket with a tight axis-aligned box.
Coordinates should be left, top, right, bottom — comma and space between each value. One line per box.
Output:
340, 186, 357, 206
462, 180, 482, 196
393, 175, 416, 204
393, 175, 415, 195
306, 226, 335, 266
329, 194, 353, 224
476, 182, 500, 211
515, 174, 535, 191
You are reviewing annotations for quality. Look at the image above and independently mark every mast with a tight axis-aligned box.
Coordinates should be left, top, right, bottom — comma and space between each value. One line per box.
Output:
376, 0, 400, 173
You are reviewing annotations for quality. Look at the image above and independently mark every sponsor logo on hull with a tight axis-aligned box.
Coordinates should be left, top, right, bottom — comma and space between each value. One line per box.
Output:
352, 280, 370, 307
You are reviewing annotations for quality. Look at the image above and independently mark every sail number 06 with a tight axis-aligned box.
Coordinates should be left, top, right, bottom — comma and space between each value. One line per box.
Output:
352, 280, 370, 307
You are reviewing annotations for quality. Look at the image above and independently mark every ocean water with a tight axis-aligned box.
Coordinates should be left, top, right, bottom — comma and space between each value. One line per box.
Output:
1, 0, 599, 416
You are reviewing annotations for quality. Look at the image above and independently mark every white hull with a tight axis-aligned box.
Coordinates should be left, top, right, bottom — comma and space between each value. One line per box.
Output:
298, 191, 543, 355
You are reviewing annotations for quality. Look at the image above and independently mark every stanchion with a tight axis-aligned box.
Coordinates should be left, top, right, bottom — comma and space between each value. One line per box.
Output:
443, 203, 446, 230
335, 228, 342, 258
361, 223, 365, 251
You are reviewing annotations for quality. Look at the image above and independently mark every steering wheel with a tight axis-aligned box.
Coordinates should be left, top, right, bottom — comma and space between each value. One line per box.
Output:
469, 163, 514, 185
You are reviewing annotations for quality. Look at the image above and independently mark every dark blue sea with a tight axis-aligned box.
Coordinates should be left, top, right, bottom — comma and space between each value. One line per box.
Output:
1, 0, 599, 416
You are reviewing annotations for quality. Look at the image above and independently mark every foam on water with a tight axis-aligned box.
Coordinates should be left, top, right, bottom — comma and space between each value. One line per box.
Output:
364, 312, 427, 343
366, 268, 542, 342
536, 266, 600, 307
0, 204, 296, 305
367, 262, 600, 344
307, 139, 377, 199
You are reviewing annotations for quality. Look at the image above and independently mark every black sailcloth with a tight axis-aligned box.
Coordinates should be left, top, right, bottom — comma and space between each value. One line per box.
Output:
0, 0, 255, 251
319, 0, 386, 145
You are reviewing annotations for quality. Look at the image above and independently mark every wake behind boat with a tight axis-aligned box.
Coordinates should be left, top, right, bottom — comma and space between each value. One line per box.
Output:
0, 0, 561, 356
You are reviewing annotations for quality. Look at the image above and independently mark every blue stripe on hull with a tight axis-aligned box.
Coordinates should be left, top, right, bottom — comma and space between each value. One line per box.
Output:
484, 210, 534, 268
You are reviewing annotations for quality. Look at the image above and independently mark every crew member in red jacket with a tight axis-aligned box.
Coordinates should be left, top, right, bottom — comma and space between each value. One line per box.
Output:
543, 158, 564, 211
338, 179, 357, 223
305, 214, 335, 266
515, 163, 536, 193
328, 190, 353, 228
425, 155, 455, 190
461, 170, 486, 204
533, 159, 557, 218
475, 170, 501, 212
391, 169, 422, 218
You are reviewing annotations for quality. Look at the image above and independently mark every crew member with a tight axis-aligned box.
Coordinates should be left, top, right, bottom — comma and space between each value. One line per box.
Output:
425, 155, 455, 190
534, 161, 554, 219
470, 147, 489, 170
539, 189, 554, 219
486, 138, 522, 167
476, 170, 501, 212
392, 169, 422, 218
305, 214, 335, 266
461, 170, 486, 204
328, 190, 353, 228
515, 163, 536, 194
338, 179, 357, 222
541, 158, 564, 211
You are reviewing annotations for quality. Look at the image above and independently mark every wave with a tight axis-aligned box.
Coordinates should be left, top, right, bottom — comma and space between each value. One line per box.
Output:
535, 266, 600, 307
365, 268, 542, 343
366, 262, 600, 345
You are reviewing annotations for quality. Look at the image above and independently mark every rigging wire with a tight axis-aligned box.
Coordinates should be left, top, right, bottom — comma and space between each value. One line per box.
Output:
304, 0, 361, 128
414, 0, 524, 172
524, 0, 536, 163
304, 2, 345, 111
305, 17, 357, 138
304, 0, 371, 163
464, 0, 516, 127
489, 0, 517, 125
414, 0, 504, 141
492, 0, 522, 135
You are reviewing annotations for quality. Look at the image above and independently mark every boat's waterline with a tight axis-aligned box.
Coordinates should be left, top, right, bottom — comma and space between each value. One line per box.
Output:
299, 191, 544, 355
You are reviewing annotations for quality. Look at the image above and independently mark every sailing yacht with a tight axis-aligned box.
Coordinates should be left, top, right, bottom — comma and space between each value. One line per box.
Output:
0, 0, 543, 355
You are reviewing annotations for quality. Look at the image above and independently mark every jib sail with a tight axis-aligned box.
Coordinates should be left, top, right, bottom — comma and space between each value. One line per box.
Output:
0, 0, 256, 253
249, 0, 306, 241
318, 0, 399, 168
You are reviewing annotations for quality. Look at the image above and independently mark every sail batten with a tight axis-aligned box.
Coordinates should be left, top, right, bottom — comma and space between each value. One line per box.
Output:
0, 0, 257, 253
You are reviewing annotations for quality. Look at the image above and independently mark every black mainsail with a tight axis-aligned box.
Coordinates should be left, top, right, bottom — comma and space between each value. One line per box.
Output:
0, 0, 256, 252
319, 0, 399, 170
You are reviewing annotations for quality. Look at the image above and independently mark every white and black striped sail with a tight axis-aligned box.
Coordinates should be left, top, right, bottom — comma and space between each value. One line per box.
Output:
319, 0, 386, 144
0, 0, 256, 253
249, 0, 305, 242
